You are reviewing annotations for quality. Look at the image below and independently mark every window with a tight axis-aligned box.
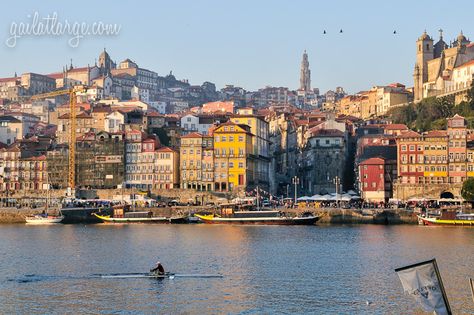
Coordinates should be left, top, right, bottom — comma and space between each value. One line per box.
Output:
238, 136, 244, 142
229, 136, 234, 142
229, 162, 234, 168
238, 162, 243, 168
222, 136, 226, 142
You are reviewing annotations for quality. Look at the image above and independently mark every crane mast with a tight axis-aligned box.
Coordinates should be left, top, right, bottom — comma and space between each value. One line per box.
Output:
31, 86, 87, 196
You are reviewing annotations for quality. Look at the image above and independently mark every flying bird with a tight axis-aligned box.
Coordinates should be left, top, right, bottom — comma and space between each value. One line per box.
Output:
340, 29, 343, 33
393, 30, 397, 34
323, 30, 326, 34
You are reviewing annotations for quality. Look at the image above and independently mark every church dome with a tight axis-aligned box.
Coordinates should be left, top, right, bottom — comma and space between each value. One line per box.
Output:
457, 31, 467, 42
418, 31, 432, 41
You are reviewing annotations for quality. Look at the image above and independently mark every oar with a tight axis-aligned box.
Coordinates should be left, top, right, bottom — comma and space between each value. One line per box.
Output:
470, 278, 474, 303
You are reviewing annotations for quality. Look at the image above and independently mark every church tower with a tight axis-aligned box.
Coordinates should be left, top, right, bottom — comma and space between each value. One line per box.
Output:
300, 50, 311, 92
414, 31, 434, 102
98, 48, 115, 76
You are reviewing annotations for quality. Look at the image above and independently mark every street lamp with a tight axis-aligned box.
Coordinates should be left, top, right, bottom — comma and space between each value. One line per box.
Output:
292, 176, 300, 207
333, 176, 341, 208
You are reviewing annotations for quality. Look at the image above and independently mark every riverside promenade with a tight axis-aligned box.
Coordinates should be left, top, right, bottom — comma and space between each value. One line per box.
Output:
0, 206, 418, 224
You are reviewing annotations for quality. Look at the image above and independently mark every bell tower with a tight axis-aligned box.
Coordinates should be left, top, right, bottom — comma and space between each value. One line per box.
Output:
414, 31, 434, 102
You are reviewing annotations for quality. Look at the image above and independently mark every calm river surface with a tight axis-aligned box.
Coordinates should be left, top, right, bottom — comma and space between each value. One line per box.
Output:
1, 224, 473, 314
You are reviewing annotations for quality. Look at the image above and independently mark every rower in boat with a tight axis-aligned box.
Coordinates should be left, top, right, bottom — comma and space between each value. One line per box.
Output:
150, 260, 165, 275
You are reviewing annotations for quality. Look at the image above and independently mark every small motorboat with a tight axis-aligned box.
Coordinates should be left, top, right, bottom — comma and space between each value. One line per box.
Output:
25, 214, 64, 224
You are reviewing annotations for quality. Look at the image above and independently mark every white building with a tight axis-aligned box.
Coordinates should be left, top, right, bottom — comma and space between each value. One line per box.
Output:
0, 116, 22, 144
105, 110, 125, 133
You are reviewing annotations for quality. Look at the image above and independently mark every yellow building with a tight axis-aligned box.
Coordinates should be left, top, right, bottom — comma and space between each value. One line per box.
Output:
154, 146, 180, 189
421, 130, 448, 184
213, 122, 254, 192
230, 111, 270, 190
179, 132, 214, 190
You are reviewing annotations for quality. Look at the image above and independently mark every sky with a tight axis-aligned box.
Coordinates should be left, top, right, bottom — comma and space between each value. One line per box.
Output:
1, 0, 473, 94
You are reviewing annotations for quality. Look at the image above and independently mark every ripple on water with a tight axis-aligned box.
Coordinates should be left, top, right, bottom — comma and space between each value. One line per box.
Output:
0, 225, 473, 314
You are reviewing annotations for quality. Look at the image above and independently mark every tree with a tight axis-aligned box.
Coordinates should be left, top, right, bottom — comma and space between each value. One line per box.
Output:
461, 178, 474, 201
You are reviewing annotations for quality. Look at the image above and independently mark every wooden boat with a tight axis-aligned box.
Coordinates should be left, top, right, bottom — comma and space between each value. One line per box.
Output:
25, 214, 64, 224
195, 204, 319, 225
418, 211, 474, 226
93, 212, 171, 224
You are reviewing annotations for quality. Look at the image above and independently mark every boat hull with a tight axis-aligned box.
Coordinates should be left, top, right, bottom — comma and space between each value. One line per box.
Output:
25, 215, 64, 224
418, 215, 474, 226
93, 213, 171, 224
60, 207, 102, 224
195, 214, 319, 225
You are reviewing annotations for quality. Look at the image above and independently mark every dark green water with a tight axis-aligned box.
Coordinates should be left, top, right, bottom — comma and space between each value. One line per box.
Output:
0, 224, 473, 314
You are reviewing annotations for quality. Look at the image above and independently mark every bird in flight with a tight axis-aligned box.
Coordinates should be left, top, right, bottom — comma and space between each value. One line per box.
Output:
340, 29, 343, 33
323, 30, 326, 34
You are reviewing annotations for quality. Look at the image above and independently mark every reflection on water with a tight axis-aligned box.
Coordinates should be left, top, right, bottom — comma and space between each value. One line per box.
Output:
0, 225, 473, 314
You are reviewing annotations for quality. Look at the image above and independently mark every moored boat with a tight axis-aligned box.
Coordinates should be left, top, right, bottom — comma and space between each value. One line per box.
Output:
25, 214, 64, 224
418, 211, 474, 226
60, 199, 112, 224
195, 204, 319, 225
93, 211, 171, 224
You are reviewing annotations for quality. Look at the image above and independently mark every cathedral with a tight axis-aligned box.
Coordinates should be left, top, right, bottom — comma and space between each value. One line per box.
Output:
414, 30, 474, 102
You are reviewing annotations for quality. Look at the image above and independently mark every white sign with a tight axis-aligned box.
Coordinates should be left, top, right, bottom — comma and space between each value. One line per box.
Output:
395, 259, 451, 315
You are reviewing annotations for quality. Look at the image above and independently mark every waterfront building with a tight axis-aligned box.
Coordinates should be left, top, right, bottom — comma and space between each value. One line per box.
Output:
154, 146, 179, 189
230, 112, 270, 191
213, 121, 254, 192
300, 128, 347, 194
75, 131, 125, 189
395, 115, 472, 200
124, 130, 159, 190
179, 132, 214, 191
0, 144, 48, 193
46, 131, 124, 189
359, 157, 397, 202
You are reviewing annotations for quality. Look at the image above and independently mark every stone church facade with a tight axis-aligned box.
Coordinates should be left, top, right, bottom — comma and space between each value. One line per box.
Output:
414, 30, 474, 103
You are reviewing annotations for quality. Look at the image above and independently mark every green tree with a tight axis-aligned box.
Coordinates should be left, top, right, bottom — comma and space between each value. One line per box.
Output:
461, 178, 474, 201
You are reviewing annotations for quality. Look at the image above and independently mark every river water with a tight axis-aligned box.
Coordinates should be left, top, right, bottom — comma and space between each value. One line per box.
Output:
0, 224, 473, 314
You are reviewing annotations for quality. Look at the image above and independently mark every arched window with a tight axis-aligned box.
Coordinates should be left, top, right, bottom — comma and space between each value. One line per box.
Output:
426, 44, 429, 51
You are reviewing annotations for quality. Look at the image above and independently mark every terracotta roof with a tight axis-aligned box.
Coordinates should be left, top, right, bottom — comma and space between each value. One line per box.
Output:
424, 130, 447, 137
146, 111, 163, 117
92, 107, 112, 113
383, 124, 408, 130
398, 130, 421, 138
156, 146, 176, 153
58, 112, 92, 119
360, 157, 385, 165
0, 77, 19, 83
46, 73, 63, 79
68, 66, 93, 73
181, 132, 204, 138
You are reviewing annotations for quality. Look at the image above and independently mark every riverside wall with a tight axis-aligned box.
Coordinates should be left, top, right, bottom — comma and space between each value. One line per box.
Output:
0, 206, 418, 225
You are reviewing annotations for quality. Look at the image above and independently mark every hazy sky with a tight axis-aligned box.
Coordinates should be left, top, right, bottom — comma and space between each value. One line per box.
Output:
1, 0, 473, 94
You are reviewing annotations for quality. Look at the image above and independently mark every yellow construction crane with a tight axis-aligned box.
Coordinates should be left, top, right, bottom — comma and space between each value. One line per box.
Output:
31, 85, 87, 195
